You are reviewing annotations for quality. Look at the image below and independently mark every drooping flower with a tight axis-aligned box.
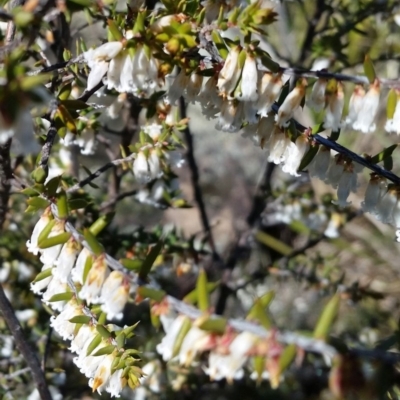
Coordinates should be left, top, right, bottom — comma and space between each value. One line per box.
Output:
90, 354, 115, 394
375, 188, 398, 224
215, 99, 243, 132
324, 154, 344, 188
179, 326, 210, 367
185, 73, 204, 103
344, 85, 365, 127
99, 271, 130, 320
50, 300, 84, 340
84, 42, 124, 91
267, 128, 291, 164
39, 221, 65, 267
239, 53, 259, 102
352, 80, 380, 133
52, 238, 80, 283
71, 247, 92, 285
307, 78, 327, 112
156, 315, 187, 361
217, 46, 242, 99
42, 276, 69, 312
257, 72, 283, 117
308, 145, 331, 181
324, 82, 344, 131
332, 162, 358, 207
133, 149, 162, 184
361, 174, 387, 214
168, 69, 190, 105
275, 79, 307, 127
79, 255, 109, 305
281, 134, 310, 176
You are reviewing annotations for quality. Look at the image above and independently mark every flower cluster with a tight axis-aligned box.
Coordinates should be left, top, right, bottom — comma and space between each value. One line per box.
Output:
152, 303, 287, 387
27, 208, 139, 396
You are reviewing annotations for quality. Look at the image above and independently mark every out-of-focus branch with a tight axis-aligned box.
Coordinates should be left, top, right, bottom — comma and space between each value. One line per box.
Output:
0, 139, 12, 229
39, 124, 57, 170
0, 283, 53, 400
179, 97, 221, 263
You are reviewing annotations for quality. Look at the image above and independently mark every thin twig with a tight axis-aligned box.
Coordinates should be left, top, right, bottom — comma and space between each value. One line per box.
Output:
179, 97, 221, 262
66, 154, 135, 193
39, 124, 57, 170
0, 283, 53, 400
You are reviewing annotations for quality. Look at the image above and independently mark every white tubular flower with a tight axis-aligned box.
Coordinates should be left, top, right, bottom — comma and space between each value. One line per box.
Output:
267, 128, 290, 165
132, 46, 161, 95
106, 52, 126, 92
106, 368, 124, 397
324, 82, 344, 131
90, 353, 114, 394
385, 93, 400, 134
215, 99, 243, 132
69, 324, 96, 355
375, 188, 397, 224
186, 73, 204, 103
257, 115, 275, 149
156, 315, 187, 361
168, 69, 190, 105
275, 80, 307, 127
392, 193, 400, 228
30, 265, 53, 294
240, 53, 258, 102
308, 145, 331, 181
257, 73, 283, 117
133, 150, 162, 184
205, 332, 257, 382
143, 123, 163, 141
344, 85, 365, 126
50, 300, 83, 340
84, 42, 124, 91
281, 135, 309, 177
179, 326, 210, 367
199, 76, 223, 119
324, 213, 341, 238
53, 238, 80, 283
72, 247, 92, 285
79, 255, 109, 305
352, 80, 380, 133
332, 164, 358, 207
361, 175, 387, 214
39, 221, 65, 267
324, 155, 344, 188
217, 46, 242, 98
99, 271, 130, 320
307, 78, 327, 112
42, 276, 69, 312
26, 209, 52, 255
73, 338, 107, 377
108, 93, 127, 120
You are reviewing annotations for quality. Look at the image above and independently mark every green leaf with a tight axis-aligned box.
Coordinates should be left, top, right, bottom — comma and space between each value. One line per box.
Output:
183, 281, 219, 304
58, 83, 72, 101
197, 316, 227, 334
278, 344, 297, 372
247, 298, 272, 329
32, 267, 53, 283
120, 258, 142, 271
69, 315, 92, 324
26, 197, 50, 209
96, 324, 112, 339
45, 175, 62, 197
138, 241, 163, 281
387, 89, 397, 119
92, 344, 115, 357
107, 19, 123, 40
48, 292, 74, 302
137, 286, 166, 302
20, 74, 51, 90
311, 123, 325, 134
86, 334, 102, 356
38, 232, 71, 249
56, 190, 69, 219
37, 219, 56, 244
313, 294, 341, 340
363, 54, 376, 84
370, 144, 398, 164
172, 317, 192, 357
196, 269, 209, 312
83, 228, 104, 256
68, 198, 89, 210
116, 333, 126, 350
89, 213, 115, 236
255, 230, 292, 256
82, 253, 93, 284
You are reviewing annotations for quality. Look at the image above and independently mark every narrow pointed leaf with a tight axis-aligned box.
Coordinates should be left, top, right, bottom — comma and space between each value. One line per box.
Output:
48, 292, 74, 302
139, 241, 163, 281
172, 317, 192, 357
363, 54, 376, 84
313, 294, 341, 340
92, 344, 115, 356
38, 232, 71, 249
196, 269, 209, 312
69, 315, 91, 324
86, 334, 102, 356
